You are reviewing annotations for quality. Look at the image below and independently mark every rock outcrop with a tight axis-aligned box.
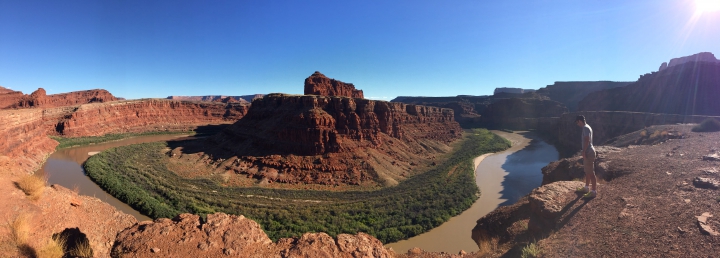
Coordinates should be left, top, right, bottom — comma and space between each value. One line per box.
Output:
112, 213, 392, 258
0, 86, 25, 109
304, 71, 364, 98
14, 88, 118, 108
193, 93, 462, 185
58, 99, 250, 137
579, 60, 720, 116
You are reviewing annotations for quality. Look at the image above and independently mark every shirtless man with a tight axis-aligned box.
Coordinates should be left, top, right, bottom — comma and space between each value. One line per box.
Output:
575, 115, 597, 199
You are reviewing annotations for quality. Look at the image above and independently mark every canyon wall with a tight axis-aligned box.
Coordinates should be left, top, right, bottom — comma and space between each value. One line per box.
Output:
0, 109, 58, 174
58, 99, 250, 137
533, 81, 633, 112
14, 88, 118, 108
479, 98, 566, 129
579, 61, 720, 116
0, 86, 25, 109
304, 71, 364, 98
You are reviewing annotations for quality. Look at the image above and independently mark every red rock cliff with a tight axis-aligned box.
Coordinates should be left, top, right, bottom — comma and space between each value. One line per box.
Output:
189, 94, 462, 186
58, 99, 250, 137
0, 109, 58, 173
0, 86, 25, 109
304, 71, 364, 98
15, 88, 118, 108
212, 94, 460, 156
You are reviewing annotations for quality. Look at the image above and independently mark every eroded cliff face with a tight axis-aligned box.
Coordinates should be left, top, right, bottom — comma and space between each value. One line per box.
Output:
58, 99, 250, 137
173, 94, 462, 186
112, 213, 392, 258
0, 109, 59, 173
479, 98, 566, 130
579, 61, 720, 116
14, 88, 118, 108
304, 71, 364, 98
0, 86, 25, 109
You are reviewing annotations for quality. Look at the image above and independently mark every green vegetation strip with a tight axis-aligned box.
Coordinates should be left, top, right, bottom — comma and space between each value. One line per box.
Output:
84, 129, 510, 243
51, 131, 196, 149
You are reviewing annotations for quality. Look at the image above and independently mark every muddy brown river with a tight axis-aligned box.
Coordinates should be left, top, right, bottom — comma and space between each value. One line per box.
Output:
36, 134, 194, 222
386, 131, 558, 253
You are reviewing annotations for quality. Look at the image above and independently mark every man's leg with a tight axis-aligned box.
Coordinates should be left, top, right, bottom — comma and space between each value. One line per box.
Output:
584, 155, 597, 191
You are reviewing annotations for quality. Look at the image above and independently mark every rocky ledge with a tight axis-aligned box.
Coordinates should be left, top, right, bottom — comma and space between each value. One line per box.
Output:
112, 213, 392, 258
471, 124, 720, 257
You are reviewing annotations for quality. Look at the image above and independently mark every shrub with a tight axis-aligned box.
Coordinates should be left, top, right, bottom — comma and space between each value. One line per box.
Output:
692, 118, 720, 132
521, 242, 542, 258
16, 174, 46, 201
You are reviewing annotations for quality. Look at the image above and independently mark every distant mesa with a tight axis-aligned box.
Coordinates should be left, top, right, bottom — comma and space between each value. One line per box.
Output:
493, 87, 535, 95
167, 94, 264, 103
0, 87, 118, 109
304, 71, 364, 98
659, 52, 719, 71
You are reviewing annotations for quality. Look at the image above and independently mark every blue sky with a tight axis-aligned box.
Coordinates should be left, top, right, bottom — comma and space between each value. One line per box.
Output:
1, 0, 719, 100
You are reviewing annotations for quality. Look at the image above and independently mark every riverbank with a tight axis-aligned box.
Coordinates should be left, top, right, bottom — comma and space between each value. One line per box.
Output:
387, 130, 557, 254
38, 134, 195, 222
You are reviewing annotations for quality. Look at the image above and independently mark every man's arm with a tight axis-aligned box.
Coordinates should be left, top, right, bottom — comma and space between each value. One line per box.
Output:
583, 135, 590, 158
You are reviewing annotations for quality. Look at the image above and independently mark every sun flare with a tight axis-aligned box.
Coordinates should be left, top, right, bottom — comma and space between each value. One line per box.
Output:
696, 0, 720, 14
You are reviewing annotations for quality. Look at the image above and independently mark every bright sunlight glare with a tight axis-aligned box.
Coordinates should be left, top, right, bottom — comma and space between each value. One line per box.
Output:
696, 0, 720, 14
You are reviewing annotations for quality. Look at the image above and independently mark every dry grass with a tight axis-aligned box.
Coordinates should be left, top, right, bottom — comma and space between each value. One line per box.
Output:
16, 174, 46, 201
67, 239, 93, 257
10, 214, 31, 246
9, 213, 36, 257
37, 236, 66, 258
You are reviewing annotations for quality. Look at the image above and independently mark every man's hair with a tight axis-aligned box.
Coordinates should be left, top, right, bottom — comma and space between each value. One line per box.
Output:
575, 115, 586, 123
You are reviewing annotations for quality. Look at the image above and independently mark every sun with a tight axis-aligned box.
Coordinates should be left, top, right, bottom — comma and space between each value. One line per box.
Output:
696, 0, 720, 14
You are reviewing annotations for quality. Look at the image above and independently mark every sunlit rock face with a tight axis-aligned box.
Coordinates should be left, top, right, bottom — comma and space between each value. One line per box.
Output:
304, 71, 364, 98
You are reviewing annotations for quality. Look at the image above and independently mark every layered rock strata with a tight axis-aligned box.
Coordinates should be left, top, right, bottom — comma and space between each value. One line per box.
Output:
304, 71, 364, 98
184, 93, 462, 185
0, 86, 25, 109
112, 213, 391, 258
0, 108, 59, 173
14, 88, 118, 108
58, 99, 250, 137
